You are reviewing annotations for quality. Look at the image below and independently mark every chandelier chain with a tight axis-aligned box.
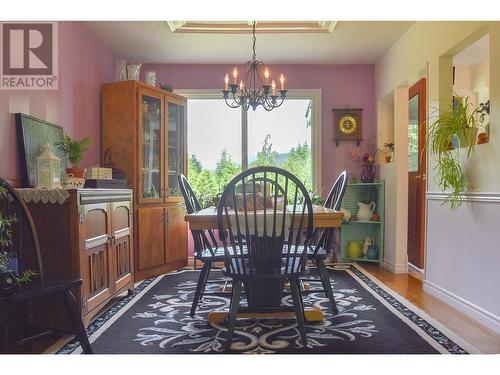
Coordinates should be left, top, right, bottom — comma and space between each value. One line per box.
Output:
252, 21, 257, 61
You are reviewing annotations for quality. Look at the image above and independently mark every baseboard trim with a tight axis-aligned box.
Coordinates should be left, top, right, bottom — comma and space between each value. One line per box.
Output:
423, 279, 500, 335
408, 262, 424, 274
383, 258, 408, 274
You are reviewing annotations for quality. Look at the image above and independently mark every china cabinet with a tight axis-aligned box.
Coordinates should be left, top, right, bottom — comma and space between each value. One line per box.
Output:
102, 81, 188, 280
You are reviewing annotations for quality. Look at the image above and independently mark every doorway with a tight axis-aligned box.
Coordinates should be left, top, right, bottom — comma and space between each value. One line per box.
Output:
407, 78, 426, 271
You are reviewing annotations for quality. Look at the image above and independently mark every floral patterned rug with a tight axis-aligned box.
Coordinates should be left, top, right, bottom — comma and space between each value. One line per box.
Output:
58, 265, 478, 354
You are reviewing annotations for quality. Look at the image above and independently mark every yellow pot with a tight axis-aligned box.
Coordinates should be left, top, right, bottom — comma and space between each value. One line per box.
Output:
347, 241, 362, 259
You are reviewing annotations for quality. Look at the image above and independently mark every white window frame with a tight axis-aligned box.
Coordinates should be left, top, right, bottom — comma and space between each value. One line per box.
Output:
176, 88, 322, 192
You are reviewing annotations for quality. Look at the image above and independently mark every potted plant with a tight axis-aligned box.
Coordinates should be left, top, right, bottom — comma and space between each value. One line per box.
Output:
380, 142, 395, 163
0, 186, 37, 293
428, 96, 481, 209
55, 134, 91, 179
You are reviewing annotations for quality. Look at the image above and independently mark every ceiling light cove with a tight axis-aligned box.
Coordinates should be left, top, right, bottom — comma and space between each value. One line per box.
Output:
167, 21, 337, 34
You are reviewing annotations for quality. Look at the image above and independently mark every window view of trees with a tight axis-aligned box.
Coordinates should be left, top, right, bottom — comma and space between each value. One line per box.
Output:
187, 98, 312, 208
188, 134, 311, 208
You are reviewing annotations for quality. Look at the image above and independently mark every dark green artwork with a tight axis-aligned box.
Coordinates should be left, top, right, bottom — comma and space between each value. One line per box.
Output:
16, 113, 67, 187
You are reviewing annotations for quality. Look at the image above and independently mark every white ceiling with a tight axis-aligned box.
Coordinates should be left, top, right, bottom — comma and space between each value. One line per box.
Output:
84, 21, 413, 64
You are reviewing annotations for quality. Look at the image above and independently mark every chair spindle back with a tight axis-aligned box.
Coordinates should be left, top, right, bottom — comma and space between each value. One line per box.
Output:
217, 166, 313, 277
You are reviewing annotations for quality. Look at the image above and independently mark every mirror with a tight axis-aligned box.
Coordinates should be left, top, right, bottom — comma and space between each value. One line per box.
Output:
452, 34, 490, 147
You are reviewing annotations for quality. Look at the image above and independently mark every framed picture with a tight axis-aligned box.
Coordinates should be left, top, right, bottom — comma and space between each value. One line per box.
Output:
15, 113, 67, 187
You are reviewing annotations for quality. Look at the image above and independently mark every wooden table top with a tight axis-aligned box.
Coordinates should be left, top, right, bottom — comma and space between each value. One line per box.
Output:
185, 205, 344, 230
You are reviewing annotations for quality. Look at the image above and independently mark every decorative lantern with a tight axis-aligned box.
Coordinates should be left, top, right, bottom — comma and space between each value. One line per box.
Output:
35, 143, 61, 189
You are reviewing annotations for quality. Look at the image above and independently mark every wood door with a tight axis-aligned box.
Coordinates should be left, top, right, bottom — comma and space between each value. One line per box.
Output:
165, 205, 188, 263
136, 206, 166, 271
111, 201, 134, 291
79, 203, 112, 315
138, 87, 165, 204
407, 78, 427, 269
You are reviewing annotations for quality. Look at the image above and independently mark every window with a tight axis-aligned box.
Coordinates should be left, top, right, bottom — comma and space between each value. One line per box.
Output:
182, 90, 320, 207
247, 100, 312, 190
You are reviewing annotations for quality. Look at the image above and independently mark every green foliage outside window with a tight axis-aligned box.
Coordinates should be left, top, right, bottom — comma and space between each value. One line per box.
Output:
187, 134, 312, 208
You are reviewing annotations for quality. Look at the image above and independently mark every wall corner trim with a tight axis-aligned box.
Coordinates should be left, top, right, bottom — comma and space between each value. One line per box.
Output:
423, 279, 500, 335
383, 258, 408, 274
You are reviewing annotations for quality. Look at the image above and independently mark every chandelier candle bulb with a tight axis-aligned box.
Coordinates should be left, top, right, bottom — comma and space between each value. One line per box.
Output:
264, 67, 270, 84
271, 80, 276, 96
224, 74, 229, 90
280, 74, 285, 90
239, 80, 244, 91
232, 67, 238, 84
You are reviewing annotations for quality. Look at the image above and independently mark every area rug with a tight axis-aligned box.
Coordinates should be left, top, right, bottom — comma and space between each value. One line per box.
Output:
58, 265, 479, 354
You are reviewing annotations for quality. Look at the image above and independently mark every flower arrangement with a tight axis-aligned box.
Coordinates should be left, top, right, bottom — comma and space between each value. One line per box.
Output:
349, 149, 377, 183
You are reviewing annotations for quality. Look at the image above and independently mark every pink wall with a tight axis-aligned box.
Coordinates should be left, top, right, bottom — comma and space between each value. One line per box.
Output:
142, 63, 376, 256
0, 21, 115, 182
142, 64, 376, 191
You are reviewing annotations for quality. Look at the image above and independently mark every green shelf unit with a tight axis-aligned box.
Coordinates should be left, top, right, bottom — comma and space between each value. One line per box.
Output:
340, 180, 385, 265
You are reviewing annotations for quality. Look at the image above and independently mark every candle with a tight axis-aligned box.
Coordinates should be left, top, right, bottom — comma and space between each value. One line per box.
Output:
271, 80, 276, 96
239, 80, 244, 91
264, 67, 270, 85
224, 73, 229, 90
280, 73, 285, 90
232, 67, 238, 84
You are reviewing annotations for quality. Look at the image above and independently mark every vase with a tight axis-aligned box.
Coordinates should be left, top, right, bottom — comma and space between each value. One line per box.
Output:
127, 63, 142, 80
66, 168, 86, 179
361, 163, 376, 183
366, 245, 379, 260
115, 58, 127, 81
357, 201, 376, 221
362, 236, 375, 257
457, 127, 478, 148
347, 241, 362, 259
145, 70, 156, 86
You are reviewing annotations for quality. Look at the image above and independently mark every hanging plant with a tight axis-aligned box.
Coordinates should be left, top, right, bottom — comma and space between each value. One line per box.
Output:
428, 96, 480, 209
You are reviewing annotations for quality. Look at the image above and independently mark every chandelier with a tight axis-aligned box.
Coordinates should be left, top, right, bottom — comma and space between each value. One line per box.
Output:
222, 21, 288, 111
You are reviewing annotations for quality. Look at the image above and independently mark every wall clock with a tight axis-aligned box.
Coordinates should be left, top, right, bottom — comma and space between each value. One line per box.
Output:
332, 108, 363, 147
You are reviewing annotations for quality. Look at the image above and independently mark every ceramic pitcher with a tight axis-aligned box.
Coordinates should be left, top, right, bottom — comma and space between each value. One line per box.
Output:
357, 201, 376, 221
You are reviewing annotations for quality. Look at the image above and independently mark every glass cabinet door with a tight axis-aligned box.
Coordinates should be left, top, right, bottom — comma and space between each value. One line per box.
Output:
139, 93, 163, 203
166, 101, 186, 199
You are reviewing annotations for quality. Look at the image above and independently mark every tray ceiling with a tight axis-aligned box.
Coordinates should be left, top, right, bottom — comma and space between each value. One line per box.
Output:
167, 21, 337, 33
85, 21, 412, 64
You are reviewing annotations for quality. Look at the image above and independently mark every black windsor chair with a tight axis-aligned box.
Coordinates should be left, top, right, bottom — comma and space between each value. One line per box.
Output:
217, 166, 314, 350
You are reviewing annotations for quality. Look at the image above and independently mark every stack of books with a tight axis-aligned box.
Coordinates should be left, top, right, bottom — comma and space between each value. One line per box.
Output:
84, 167, 127, 188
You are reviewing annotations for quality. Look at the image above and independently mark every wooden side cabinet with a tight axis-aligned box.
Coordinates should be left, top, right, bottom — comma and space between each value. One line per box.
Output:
19, 188, 134, 327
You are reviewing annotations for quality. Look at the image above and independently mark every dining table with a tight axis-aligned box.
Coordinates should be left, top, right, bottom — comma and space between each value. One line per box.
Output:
184, 204, 344, 323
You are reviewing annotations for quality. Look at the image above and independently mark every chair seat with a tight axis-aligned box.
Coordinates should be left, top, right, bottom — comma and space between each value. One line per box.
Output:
195, 247, 226, 261
196, 245, 252, 262
306, 246, 329, 259
221, 257, 305, 279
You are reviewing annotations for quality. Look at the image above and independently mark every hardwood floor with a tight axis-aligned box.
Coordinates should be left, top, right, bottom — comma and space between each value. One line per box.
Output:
361, 263, 500, 354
